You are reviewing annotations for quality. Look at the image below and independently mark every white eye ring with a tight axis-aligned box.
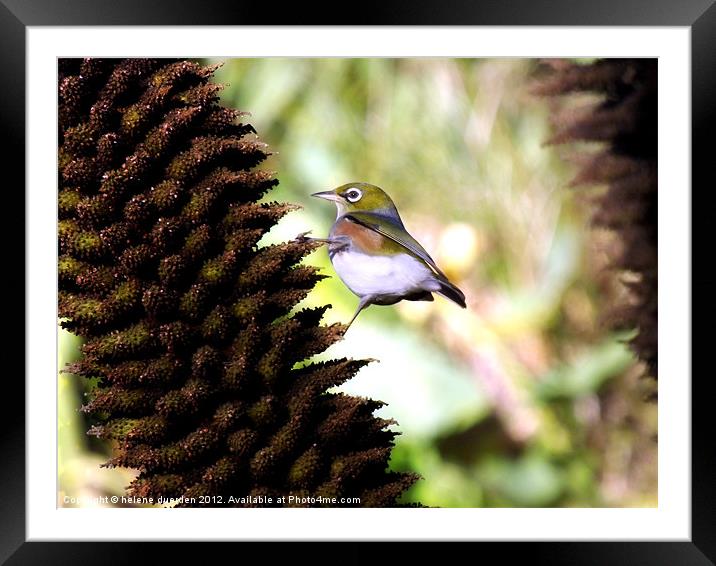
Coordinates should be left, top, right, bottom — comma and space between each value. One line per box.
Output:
345, 188, 362, 203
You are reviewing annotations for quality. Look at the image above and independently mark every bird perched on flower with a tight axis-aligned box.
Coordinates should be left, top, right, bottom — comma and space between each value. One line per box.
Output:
298, 182, 466, 329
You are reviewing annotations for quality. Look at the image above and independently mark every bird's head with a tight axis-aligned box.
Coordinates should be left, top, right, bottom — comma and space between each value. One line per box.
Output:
312, 182, 400, 219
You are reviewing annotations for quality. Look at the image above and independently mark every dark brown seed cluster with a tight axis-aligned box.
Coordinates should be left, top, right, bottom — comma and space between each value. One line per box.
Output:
533, 59, 657, 377
59, 58, 417, 506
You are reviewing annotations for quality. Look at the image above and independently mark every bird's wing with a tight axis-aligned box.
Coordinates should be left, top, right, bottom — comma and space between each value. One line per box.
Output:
345, 211, 448, 279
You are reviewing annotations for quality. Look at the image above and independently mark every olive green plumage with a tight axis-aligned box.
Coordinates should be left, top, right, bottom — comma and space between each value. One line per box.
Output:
308, 182, 466, 328
58, 58, 418, 506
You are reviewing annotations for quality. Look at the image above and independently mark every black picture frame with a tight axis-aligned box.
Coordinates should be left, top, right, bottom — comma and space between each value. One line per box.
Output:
5, 1, 709, 563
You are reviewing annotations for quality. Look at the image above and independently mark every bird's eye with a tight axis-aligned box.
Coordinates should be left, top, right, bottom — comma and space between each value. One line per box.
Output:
345, 188, 362, 203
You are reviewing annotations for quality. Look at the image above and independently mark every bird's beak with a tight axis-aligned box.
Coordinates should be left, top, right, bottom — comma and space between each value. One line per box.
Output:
311, 190, 342, 203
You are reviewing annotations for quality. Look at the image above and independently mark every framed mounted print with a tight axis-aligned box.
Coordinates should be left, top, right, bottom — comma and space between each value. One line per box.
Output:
6, 0, 709, 563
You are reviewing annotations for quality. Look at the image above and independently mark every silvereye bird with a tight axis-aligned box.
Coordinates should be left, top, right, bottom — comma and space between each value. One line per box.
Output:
299, 182, 466, 329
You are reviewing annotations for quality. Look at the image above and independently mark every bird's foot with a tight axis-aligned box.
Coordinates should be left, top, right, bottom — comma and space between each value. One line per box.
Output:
295, 231, 344, 247
294, 230, 313, 243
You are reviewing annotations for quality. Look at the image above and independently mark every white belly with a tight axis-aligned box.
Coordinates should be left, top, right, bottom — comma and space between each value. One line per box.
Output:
331, 250, 437, 297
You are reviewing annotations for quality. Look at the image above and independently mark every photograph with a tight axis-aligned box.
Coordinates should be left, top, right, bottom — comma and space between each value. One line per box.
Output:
57, 56, 658, 509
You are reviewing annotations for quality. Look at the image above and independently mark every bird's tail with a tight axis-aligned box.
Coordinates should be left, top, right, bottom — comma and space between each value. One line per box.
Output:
435, 277, 467, 308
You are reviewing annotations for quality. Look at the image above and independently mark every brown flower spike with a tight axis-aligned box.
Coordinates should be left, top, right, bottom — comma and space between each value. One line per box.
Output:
533, 59, 658, 378
58, 58, 417, 506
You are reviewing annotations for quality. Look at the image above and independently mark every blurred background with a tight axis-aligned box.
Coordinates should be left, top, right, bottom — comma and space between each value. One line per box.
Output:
59, 58, 657, 508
